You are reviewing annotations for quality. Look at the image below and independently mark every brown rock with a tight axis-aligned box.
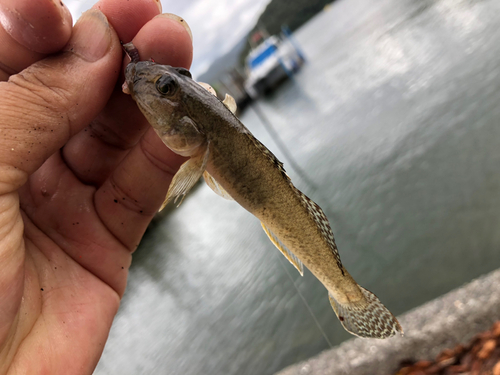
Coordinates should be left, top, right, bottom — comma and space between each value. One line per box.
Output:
452, 344, 466, 356
471, 359, 483, 375
462, 352, 474, 367
493, 322, 500, 338
393, 321, 500, 375
445, 364, 469, 374
436, 349, 455, 362
478, 339, 497, 360
412, 360, 432, 369
492, 360, 500, 375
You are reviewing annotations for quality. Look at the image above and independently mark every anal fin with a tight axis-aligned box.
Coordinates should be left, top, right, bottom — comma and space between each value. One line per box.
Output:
160, 142, 210, 211
203, 171, 234, 200
261, 223, 304, 276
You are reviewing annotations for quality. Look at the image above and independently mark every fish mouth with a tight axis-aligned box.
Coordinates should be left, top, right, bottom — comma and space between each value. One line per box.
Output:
123, 62, 137, 95
125, 59, 160, 95
122, 42, 141, 95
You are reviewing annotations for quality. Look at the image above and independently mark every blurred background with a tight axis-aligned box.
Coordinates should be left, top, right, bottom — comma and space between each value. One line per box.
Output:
66, 0, 500, 374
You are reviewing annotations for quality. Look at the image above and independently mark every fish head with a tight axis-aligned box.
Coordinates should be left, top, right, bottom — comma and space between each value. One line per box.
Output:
124, 61, 192, 125
124, 60, 208, 156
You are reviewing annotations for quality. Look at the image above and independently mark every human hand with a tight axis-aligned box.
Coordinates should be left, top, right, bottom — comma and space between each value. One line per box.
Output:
0, 0, 192, 373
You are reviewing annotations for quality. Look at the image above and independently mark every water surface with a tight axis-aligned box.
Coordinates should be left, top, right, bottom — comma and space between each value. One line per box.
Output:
95, 0, 500, 373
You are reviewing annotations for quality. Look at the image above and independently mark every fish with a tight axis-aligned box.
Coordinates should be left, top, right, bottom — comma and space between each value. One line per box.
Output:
122, 42, 403, 339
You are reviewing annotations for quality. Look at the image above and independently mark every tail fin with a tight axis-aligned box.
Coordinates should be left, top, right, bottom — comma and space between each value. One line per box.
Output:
328, 287, 403, 339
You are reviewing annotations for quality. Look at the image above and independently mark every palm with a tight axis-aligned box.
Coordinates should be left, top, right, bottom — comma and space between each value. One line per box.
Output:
0, 1, 192, 373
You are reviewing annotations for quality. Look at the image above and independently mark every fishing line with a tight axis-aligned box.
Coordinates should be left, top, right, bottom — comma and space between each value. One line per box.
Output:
274, 251, 333, 349
252, 102, 383, 305
251, 102, 320, 193
252, 103, 383, 264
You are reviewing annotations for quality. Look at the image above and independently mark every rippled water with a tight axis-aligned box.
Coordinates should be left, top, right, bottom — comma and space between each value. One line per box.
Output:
95, 0, 500, 373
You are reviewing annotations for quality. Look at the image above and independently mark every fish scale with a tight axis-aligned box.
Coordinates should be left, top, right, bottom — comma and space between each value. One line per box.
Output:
245, 130, 344, 273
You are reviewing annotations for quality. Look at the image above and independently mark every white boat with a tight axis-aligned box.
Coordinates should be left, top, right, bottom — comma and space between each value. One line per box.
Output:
244, 33, 305, 98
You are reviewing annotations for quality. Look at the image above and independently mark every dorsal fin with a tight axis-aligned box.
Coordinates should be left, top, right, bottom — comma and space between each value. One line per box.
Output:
294, 188, 344, 273
244, 133, 291, 183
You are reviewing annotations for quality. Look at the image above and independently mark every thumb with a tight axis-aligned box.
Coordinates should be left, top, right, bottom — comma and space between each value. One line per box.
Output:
0, 9, 121, 194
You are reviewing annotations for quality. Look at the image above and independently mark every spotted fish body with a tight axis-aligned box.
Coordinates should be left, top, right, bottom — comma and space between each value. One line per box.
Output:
123, 43, 402, 339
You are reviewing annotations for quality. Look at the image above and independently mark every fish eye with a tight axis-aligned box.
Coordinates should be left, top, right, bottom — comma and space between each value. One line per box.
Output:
155, 75, 177, 96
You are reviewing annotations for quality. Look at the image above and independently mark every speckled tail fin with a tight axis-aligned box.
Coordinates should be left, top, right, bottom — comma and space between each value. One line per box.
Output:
328, 287, 403, 338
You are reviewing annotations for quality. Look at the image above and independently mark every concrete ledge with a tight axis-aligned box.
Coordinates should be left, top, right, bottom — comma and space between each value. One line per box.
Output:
277, 269, 500, 375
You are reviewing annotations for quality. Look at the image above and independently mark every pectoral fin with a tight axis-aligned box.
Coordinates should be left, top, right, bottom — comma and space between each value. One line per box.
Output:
197, 82, 237, 114
261, 223, 304, 276
197, 81, 217, 96
203, 171, 234, 200
160, 142, 210, 211
222, 94, 237, 114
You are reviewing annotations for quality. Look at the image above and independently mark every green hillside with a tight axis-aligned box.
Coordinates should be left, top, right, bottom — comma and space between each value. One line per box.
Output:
256, 0, 333, 35
239, 0, 335, 65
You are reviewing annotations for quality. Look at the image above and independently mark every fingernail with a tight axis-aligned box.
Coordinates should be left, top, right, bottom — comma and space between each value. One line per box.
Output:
154, 0, 162, 13
155, 13, 193, 42
64, 9, 112, 62
0, 0, 73, 53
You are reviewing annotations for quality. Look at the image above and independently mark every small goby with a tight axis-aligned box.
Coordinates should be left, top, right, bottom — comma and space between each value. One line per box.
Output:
122, 42, 402, 339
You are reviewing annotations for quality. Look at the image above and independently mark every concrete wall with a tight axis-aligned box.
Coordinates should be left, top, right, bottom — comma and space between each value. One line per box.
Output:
278, 268, 500, 375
